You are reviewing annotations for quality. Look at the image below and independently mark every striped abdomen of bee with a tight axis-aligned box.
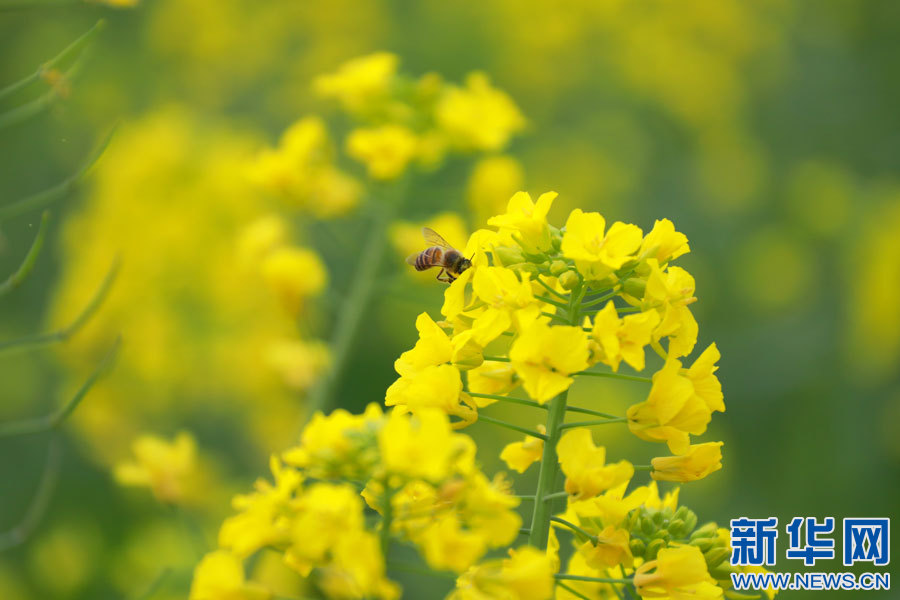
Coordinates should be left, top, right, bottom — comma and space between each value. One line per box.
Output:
414, 246, 449, 271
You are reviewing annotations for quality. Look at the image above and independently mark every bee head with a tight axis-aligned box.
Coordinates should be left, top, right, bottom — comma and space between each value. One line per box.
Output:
458, 257, 473, 272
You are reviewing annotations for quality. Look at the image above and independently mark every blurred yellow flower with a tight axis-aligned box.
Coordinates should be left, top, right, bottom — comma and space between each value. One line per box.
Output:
449, 546, 554, 600
114, 431, 199, 505
314, 52, 398, 114
651, 441, 724, 482
557, 429, 634, 500
236, 215, 289, 270
260, 246, 328, 314
509, 319, 590, 403
264, 339, 331, 392
190, 550, 270, 600
634, 545, 722, 599
500, 425, 545, 473
346, 124, 419, 180
467, 156, 525, 225
378, 409, 475, 481
436, 72, 526, 152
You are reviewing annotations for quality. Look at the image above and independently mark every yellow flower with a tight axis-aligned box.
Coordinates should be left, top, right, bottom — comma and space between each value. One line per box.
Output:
627, 358, 715, 455
264, 338, 330, 392
642, 480, 680, 512
284, 482, 365, 576
562, 482, 650, 531
449, 546, 554, 600
470, 267, 540, 345
260, 246, 327, 314
385, 364, 476, 425
487, 191, 557, 254
282, 403, 383, 480
557, 429, 634, 500
643, 260, 698, 358
114, 431, 198, 505
685, 343, 725, 413
420, 516, 489, 574
500, 426, 545, 473
466, 361, 519, 400
589, 302, 660, 372
314, 52, 398, 114
236, 215, 288, 271
467, 156, 525, 225
435, 72, 526, 152
219, 457, 302, 558
578, 525, 633, 570
346, 125, 419, 180
318, 529, 400, 600
561, 209, 643, 281
395, 312, 454, 375
634, 545, 723, 599
377, 409, 475, 481
509, 320, 590, 404
640, 218, 690, 263
189, 550, 270, 600
651, 442, 724, 482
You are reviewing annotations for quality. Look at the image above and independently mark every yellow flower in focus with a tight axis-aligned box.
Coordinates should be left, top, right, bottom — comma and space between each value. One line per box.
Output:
561, 209, 643, 281
487, 191, 557, 254
466, 361, 519, 400
509, 320, 590, 404
190, 550, 270, 600
394, 312, 454, 376
449, 546, 554, 600
589, 301, 659, 372
578, 525, 633, 570
467, 156, 525, 225
557, 429, 634, 500
626, 359, 711, 455
260, 246, 327, 314
471, 267, 540, 345
436, 72, 525, 152
685, 343, 725, 413
378, 409, 475, 481
640, 218, 690, 264
114, 432, 198, 505
633, 545, 723, 599
314, 52, 398, 114
643, 260, 698, 358
563, 482, 649, 531
642, 480, 680, 512
386, 362, 477, 425
346, 125, 419, 180
651, 442, 724, 482
500, 426, 545, 473
264, 339, 331, 392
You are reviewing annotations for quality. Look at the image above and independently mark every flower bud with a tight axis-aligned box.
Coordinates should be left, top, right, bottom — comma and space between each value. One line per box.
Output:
629, 538, 646, 557
667, 518, 686, 538
622, 278, 647, 298
682, 510, 698, 534
645, 538, 666, 560
704, 547, 731, 568
549, 260, 568, 276
690, 522, 719, 540
640, 516, 656, 537
559, 271, 580, 290
691, 537, 715, 552
493, 245, 525, 267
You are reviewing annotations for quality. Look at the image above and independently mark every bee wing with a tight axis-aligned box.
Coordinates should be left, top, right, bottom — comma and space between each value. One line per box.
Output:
405, 253, 421, 266
422, 227, 454, 250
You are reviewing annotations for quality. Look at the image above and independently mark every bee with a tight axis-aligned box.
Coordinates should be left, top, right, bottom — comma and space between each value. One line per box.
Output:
406, 227, 472, 283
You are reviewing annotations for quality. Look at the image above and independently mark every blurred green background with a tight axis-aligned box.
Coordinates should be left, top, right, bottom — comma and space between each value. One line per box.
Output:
1, 0, 898, 598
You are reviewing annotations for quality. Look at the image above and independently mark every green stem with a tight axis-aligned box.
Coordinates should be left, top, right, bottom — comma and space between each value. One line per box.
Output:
0, 124, 117, 221
0, 336, 120, 437
535, 294, 568, 309
481, 355, 510, 362
580, 288, 618, 309
380, 485, 393, 558
633, 464, 653, 472
477, 414, 547, 440
466, 391, 546, 410
304, 194, 398, 420
0, 438, 60, 551
558, 417, 627, 430
0, 210, 49, 297
554, 574, 633, 584
542, 490, 570, 502
565, 405, 619, 419
574, 370, 651, 383
535, 277, 568, 301
550, 516, 597, 543
556, 581, 592, 600
528, 388, 568, 549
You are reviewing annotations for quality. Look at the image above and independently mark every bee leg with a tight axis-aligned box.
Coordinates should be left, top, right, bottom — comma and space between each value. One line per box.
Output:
435, 268, 446, 282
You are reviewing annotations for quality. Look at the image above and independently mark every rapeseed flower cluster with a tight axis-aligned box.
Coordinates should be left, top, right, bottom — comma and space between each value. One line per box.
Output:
192, 192, 755, 599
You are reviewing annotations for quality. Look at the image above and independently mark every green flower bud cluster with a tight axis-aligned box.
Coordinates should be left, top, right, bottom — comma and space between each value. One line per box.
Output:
627, 505, 703, 560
